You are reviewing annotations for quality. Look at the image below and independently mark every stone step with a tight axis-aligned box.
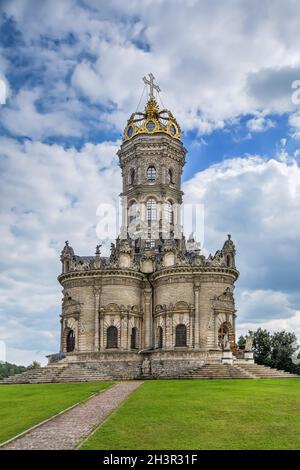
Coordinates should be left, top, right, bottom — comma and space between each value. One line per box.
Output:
1, 361, 298, 384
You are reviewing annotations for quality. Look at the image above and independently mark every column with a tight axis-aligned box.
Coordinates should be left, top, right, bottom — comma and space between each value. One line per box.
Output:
143, 286, 152, 349
93, 286, 101, 352
165, 313, 173, 349
194, 279, 200, 348
163, 312, 167, 350
75, 321, 79, 351
100, 314, 105, 351
60, 318, 64, 352
120, 312, 128, 350
214, 313, 219, 348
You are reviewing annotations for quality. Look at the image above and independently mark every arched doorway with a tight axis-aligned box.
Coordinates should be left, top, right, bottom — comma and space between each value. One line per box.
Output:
130, 327, 137, 350
66, 329, 75, 352
175, 324, 187, 347
106, 325, 118, 349
218, 323, 229, 349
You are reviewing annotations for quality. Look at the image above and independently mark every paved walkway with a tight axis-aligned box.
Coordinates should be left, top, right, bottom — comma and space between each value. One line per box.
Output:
1, 382, 142, 450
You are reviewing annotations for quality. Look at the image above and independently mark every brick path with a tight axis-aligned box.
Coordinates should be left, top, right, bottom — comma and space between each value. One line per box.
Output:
1, 382, 142, 450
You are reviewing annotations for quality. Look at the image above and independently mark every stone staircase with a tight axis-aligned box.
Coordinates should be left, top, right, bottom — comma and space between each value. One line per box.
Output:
174, 362, 299, 379
0, 361, 298, 384
0, 363, 114, 384
235, 363, 299, 378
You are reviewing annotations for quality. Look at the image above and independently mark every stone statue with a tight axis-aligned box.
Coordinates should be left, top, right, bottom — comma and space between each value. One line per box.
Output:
245, 334, 253, 351
222, 333, 230, 350
141, 357, 151, 376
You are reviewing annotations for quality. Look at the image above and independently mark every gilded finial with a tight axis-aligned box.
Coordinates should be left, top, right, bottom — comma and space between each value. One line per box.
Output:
123, 75, 181, 142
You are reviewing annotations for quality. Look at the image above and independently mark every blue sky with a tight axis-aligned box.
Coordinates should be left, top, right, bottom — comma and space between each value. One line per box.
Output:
0, 0, 300, 365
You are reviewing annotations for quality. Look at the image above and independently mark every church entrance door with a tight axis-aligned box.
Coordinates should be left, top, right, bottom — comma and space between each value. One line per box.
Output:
66, 329, 75, 352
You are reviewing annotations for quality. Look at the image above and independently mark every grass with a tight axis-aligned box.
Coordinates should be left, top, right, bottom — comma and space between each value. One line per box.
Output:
0, 381, 112, 444
81, 379, 300, 450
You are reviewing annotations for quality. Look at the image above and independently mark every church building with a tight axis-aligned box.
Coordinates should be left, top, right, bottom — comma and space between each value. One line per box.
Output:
58, 75, 239, 378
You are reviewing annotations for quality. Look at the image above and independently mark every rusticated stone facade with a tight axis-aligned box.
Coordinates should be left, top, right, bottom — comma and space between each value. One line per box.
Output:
54, 91, 239, 379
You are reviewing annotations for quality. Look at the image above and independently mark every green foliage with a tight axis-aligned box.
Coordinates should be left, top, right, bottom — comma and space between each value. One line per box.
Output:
237, 335, 246, 350
244, 328, 299, 374
0, 362, 27, 380
252, 328, 272, 366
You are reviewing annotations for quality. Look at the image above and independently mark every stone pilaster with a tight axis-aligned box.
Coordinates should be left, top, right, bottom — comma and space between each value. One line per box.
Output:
194, 279, 200, 348
93, 286, 101, 352
166, 313, 173, 349
99, 314, 105, 351
143, 285, 152, 349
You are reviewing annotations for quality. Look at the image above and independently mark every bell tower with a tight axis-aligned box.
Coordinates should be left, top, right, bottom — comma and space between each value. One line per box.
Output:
118, 74, 186, 252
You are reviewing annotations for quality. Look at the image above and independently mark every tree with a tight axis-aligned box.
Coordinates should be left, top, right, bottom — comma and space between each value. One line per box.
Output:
237, 335, 246, 350
270, 331, 298, 373
241, 328, 300, 375
0, 362, 27, 379
252, 328, 272, 366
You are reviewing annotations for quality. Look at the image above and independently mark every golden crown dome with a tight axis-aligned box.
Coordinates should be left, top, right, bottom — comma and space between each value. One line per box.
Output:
123, 80, 181, 142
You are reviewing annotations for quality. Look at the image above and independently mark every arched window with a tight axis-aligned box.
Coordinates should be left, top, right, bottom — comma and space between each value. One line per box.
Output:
130, 169, 135, 185
147, 166, 156, 181
146, 198, 157, 221
106, 325, 118, 349
129, 202, 137, 224
158, 326, 163, 349
66, 330, 75, 352
175, 324, 187, 347
131, 327, 137, 350
164, 200, 174, 224
226, 255, 231, 267
167, 169, 174, 184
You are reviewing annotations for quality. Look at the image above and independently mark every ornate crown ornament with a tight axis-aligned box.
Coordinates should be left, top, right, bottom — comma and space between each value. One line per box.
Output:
123, 74, 181, 142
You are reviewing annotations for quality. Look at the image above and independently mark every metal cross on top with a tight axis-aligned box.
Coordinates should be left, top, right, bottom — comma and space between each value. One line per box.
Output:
143, 73, 161, 99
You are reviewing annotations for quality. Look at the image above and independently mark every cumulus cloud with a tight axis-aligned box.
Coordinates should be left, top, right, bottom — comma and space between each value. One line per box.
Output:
0, 79, 7, 105
288, 111, 300, 139
183, 153, 300, 337
246, 114, 275, 133
2, 0, 300, 137
1, 89, 82, 139
246, 66, 300, 114
0, 137, 121, 364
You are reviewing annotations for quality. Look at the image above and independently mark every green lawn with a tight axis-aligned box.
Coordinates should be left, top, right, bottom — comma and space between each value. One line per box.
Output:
0, 382, 112, 444
81, 379, 300, 450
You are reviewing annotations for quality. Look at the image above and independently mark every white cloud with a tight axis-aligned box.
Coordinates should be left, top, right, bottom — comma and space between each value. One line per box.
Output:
183, 153, 300, 338
1, 89, 82, 139
0, 137, 121, 363
2, 0, 300, 137
246, 115, 275, 132
288, 111, 300, 139
235, 289, 300, 340
0, 79, 7, 105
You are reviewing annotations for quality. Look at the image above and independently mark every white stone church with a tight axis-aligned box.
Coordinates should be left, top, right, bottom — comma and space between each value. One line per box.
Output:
57, 75, 239, 378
